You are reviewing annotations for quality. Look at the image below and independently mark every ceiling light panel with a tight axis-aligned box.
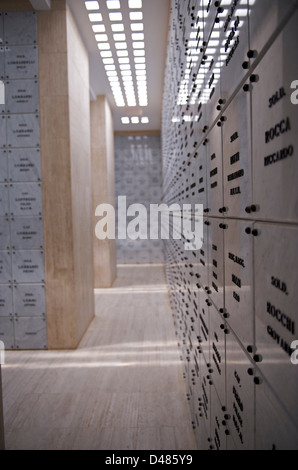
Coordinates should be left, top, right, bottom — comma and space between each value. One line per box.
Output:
89, 13, 103, 22
106, 0, 120, 9
130, 23, 144, 31
85, 0, 149, 117
129, 12, 143, 20
85, 1, 100, 10
109, 12, 122, 21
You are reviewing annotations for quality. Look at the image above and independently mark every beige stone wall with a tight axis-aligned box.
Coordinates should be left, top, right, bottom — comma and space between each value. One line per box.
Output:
91, 96, 117, 288
38, 0, 94, 348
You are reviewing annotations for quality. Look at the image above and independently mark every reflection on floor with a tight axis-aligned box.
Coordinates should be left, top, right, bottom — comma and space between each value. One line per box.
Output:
2, 265, 197, 450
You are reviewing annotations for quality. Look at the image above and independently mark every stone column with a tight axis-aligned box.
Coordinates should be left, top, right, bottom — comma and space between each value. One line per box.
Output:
91, 96, 117, 288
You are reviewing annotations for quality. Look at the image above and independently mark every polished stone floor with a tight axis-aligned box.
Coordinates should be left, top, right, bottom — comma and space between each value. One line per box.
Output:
2, 265, 197, 450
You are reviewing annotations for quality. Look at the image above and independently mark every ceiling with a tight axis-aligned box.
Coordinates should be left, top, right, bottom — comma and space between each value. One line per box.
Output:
66, 0, 170, 132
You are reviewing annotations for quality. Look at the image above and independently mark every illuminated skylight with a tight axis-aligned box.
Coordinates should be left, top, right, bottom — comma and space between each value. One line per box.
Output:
106, 0, 121, 9
130, 12, 143, 20
85, 0, 149, 115
128, 0, 142, 8
111, 23, 124, 32
89, 13, 102, 22
92, 24, 105, 32
85, 1, 99, 10
130, 23, 144, 31
95, 34, 108, 42
97, 43, 110, 50
109, 12, 122, 21
132, 33, 144, 40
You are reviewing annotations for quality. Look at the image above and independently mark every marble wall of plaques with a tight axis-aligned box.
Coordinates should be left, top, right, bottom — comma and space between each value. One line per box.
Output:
162, 0, 298, 450
114, 135, 164, 264
0, 11, 46, 350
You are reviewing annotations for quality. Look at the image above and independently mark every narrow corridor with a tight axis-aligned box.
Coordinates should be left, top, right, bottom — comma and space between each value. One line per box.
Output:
2, 265, 197, 450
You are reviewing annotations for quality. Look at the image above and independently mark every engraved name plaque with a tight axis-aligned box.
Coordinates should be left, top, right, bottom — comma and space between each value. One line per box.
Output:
9, 182, 42, 216
8, 148, 41, 182
7, 114, 40, 148
12, 250, 44, 283
13, 284, 45, 317
11, 216, 43, 250
6, 79, 39, 114
5, 45, 38, 80
4, 12, 37, 46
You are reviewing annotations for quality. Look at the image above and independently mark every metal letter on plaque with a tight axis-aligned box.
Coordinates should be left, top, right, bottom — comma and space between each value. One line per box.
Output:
0, 251, 11, 284
13, 284, 45, 317
6, 79, 39, 114
7, 114, 40, 148
4, 12, 37, 46
8, 149, 41, 182
0, 183, 8, 216
10, 216, 43, 250
9, 182, 42, 216
12, 250, 44, 284
0, 217, 10, 250
0, 284, 13, 316
4, 45, 38, 80
0, 150, 8, 182
14, 316, 47, 350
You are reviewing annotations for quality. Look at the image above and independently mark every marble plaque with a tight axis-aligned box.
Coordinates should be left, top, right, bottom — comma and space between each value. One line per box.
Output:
6, 79, 39, 114
14, 316, 47, 350
249, 0, 298, 58
0, 183, 9, 216
13, 284, 45, 316
4, 12, 37, 46
0, 78, 4, 114
256, 381, 298, 450
226, 331, 255, 450
206, 125, 224, 217
254, 223, 298, 424
207, 218, 224, 312
4, 45, 38, 80
209, 305, 225, 406
224, 220, 254, 348
0, 217, 10, 250
220, 5, 249, 101
0, 316, 14, 349
210, 386, 227, 451
222, 90, 252, 219
11, 216, 43, 250
251, 10, 298, 222
8, 148, 41, 182
9, 182, 42, 216
0, 251, 11, 283
0, 149, 7, 181
7, 114, 40, 148
0, 14, 3, 46
0, 47, 4, 79
12, 250, 44, 284
0, 115, 6, 146
0, 284, 13, 316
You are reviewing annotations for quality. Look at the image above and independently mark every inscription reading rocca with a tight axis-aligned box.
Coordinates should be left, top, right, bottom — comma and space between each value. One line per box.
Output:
265, 117, 291, 144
